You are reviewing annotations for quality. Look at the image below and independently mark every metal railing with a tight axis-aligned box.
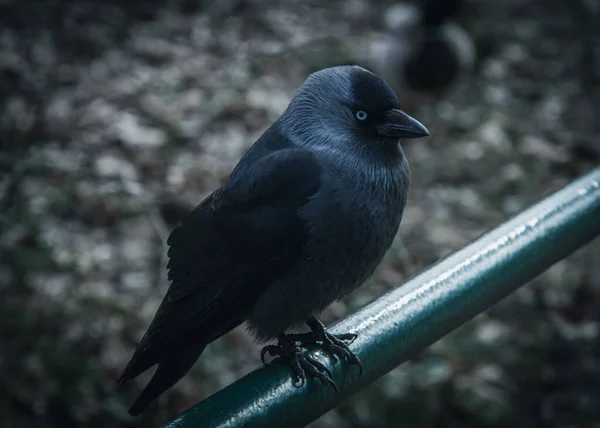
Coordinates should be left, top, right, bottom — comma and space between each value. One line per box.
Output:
164, 167, 600, 428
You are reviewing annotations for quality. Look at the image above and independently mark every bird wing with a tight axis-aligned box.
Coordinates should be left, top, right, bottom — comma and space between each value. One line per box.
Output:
120, 147, 322, 381
165, 147, 321, 306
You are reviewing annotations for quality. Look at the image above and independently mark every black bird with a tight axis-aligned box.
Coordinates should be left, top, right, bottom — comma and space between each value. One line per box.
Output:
118, 65, 429, 415
367, 0, 475, 96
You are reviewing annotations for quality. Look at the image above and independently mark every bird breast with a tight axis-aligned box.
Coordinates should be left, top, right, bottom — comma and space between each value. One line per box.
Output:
247, 154, 409, 339
300, 154, 409, 298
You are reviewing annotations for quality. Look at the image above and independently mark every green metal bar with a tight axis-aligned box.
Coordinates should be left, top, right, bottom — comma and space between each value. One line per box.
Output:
164, 168, 600, 428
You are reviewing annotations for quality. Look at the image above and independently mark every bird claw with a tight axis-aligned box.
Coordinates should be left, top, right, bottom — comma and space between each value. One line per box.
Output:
333, 332, 358, 344
260, 345, 279, 364
260, 334, 336, 391
260, 318, 361, 392
296, 317, 363, 376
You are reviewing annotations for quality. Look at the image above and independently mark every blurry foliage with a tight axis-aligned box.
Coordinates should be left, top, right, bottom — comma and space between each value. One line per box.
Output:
1, 0, 599, 427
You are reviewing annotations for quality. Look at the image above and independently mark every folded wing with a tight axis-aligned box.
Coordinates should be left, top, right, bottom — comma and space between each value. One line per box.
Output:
119, 148, 322, 386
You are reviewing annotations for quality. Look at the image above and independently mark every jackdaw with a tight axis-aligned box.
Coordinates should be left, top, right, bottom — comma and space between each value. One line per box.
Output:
118, 65, 429, 416
367, 0, 475, 96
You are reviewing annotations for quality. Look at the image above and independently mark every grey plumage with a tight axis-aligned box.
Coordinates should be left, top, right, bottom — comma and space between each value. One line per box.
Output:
119, 65, 429, 415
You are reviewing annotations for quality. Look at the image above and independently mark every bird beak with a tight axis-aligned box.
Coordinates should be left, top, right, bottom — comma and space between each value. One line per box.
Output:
377, 109, 430, 139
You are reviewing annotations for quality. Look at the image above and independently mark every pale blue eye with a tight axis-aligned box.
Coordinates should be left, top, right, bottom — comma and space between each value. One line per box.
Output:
355, 110, 368, 120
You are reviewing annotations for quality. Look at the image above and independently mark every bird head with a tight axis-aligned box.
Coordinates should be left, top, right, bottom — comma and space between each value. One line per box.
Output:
279, 65, 429, 154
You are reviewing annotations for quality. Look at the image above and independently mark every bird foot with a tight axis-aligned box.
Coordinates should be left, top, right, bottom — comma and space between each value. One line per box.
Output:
288, 317, 363, 375
261, 334, 338, 392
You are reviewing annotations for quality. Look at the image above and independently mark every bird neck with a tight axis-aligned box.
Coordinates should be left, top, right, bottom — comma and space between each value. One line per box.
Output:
272, 117, 408, 203
305, 135, 409, 204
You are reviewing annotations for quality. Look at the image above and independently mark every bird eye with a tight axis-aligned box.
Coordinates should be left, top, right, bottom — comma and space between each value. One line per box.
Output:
355, 110, 368, 121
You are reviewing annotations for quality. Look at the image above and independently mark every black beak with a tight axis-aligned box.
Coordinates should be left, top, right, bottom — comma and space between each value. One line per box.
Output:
377, 109, 430, 139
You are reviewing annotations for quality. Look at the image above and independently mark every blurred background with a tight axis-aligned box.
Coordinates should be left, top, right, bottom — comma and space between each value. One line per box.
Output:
1, 0, 599, 426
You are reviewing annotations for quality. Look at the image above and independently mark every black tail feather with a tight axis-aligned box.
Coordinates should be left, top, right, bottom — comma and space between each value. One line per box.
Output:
127, 345, 206, 416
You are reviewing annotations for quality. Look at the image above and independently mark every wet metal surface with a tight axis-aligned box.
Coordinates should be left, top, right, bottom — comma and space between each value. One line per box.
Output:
164, 168, 600, 428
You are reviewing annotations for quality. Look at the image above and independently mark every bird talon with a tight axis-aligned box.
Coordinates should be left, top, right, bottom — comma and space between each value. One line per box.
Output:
336, 332, 358, 344
301, 317, 363, 376
323, 376, 338, 393
260, 345, 277, 364
292, 373, 305, 387
305, 355, 332, 378
288, 359, 307, 387
260, 333, 338, 391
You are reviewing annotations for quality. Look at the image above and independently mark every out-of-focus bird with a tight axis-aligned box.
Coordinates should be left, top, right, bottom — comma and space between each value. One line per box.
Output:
366, 0, 476, 97
118, 65, 429, 416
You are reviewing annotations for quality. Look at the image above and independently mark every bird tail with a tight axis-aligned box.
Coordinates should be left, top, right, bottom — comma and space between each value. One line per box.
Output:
127, 344, 206, 416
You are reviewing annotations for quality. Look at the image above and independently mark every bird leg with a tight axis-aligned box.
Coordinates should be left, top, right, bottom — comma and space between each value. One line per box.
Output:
261, 333, 338, 392
287, 316, 363, 375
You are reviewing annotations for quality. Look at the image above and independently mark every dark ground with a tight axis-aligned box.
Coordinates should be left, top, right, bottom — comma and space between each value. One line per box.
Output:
1, 0, 599, 427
